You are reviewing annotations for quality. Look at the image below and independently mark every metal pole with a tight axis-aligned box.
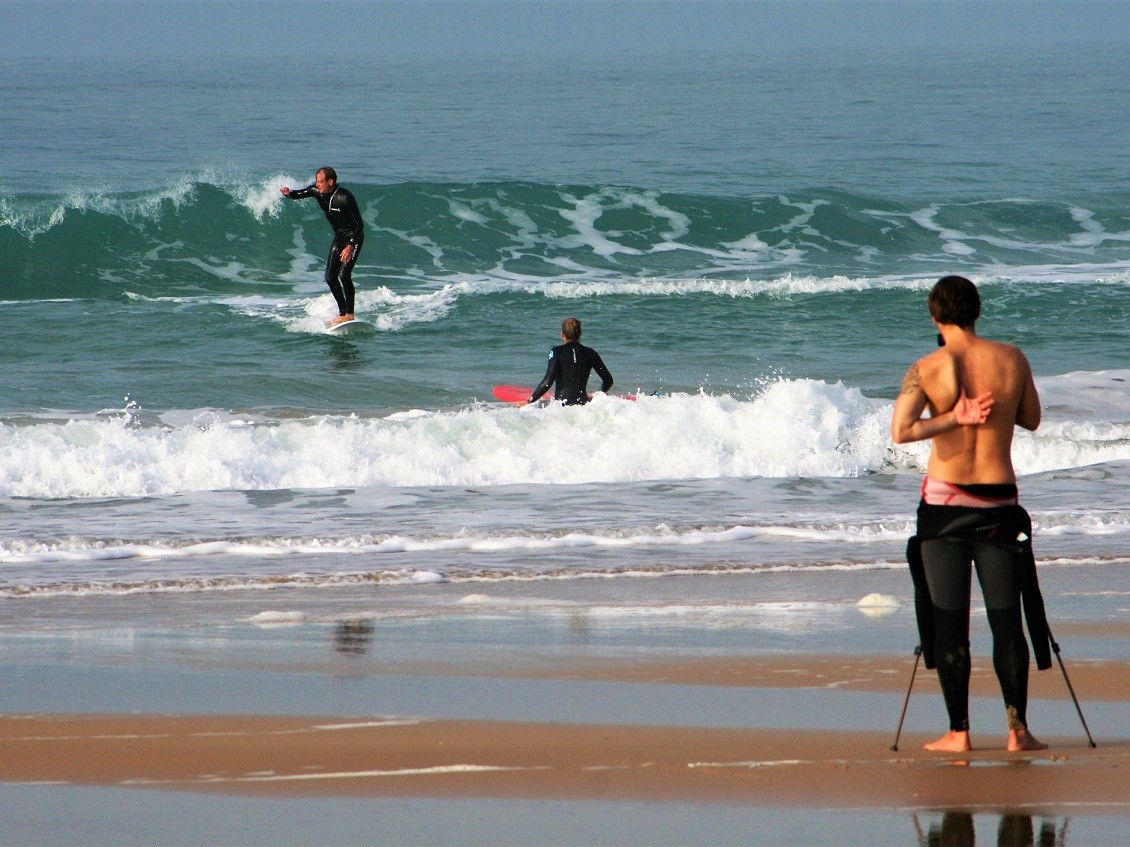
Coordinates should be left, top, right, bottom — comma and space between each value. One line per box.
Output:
1047, 628, 1097, 748
891, 644, 922, 751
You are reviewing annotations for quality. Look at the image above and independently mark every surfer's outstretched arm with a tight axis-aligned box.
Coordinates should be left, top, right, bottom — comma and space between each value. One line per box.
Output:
280, 183, 317, 200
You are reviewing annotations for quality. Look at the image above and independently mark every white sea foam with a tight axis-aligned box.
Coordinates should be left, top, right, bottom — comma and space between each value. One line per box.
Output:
113, 252, 1130, 338
231, 764, 536, 782
555, 188, 698, 258
0, 560, 919, 599
907, 201, 1130, 259
0, 381, 886, 497
856, 593, 900, 618
222, 283, 465, 333
0, 522, 914, 568
2, 179, 200, 239
248, 610, 307, 626
234, 174, 297, 220
579, 600, 849, 633
311, 719, 426, 730
1, 374, 1126, 500
857, 593, 899, 609
121, 763, 533, 787
688, 760, 807, 769
225, 268, 1130, 337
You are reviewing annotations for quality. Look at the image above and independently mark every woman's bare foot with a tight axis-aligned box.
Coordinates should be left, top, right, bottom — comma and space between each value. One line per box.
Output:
924, 730, 972, 752
1007, 728, 1047, 751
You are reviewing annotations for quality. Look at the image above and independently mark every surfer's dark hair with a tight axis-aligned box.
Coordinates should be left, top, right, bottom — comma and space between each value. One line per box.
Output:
561, 317, 582, 342
929, 275, 981, 328
317, 166, 338, 183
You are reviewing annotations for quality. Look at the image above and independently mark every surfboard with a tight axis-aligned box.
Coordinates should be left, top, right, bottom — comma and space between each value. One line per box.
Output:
491, 385, 637, 404
326, 319, 376, 335
492, 385, 533, 404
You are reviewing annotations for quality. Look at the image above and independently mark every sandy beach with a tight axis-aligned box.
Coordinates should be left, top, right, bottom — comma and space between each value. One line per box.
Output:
3, 652, 1127, 810
0, 710, 1126, 811
1, 581, 1127, 846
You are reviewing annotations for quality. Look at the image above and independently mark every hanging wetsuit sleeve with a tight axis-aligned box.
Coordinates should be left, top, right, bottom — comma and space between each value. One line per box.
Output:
1022, 540, 1053, 670
1008, 507, 1052, 670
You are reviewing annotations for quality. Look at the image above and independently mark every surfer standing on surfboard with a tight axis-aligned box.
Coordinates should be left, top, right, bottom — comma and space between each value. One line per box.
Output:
281, 167, 365, 328
528, 317, 613, 406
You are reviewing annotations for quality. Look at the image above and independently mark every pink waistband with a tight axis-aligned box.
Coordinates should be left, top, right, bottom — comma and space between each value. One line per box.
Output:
921, 476, 1019, 508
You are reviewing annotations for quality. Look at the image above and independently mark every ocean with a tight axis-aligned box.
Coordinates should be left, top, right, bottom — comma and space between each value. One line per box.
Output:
2, 1, 1128, 643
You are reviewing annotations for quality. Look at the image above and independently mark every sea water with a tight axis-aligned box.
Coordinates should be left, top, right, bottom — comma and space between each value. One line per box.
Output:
2, 1, 1128, 638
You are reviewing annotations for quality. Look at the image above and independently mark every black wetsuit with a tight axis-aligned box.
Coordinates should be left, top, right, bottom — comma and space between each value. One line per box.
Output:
285, 183, 365, 316
906, 492, 1052, 733
529, 342, 613, 405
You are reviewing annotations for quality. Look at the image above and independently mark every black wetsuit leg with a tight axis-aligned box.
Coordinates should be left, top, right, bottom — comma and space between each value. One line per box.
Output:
920, 538, 974, 731
920, 537, 1029, 732
325, 237, 360, 315
975, 542, 1031, 730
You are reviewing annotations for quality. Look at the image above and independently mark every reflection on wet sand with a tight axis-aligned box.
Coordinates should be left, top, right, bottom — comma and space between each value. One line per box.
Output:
333, 619, 374, 655
915, 811, 1066, 846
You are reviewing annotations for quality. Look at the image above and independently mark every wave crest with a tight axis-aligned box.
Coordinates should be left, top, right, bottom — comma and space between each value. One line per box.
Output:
6, 179, 1130, 302
2, 375, 1127, 499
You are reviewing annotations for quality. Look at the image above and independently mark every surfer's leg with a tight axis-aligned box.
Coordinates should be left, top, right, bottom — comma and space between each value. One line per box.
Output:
921, 538, 974, 749
338, 247, 358, 316
324, 245, 349, 316
973, 542, 1046, 750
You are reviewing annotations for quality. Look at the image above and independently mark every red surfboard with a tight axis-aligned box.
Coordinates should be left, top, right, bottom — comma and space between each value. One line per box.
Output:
492, 385, 533, 404
491, 385, 636, 404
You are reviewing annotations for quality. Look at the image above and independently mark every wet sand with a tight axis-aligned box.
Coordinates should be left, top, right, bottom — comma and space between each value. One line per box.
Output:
2, 651, 1126, 814
1, 581, 1126, 845
1, 713, 1126, 812
328, 653, 1130, 702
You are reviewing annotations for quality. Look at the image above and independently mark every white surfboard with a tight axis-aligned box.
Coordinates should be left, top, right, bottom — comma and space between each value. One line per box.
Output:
326, 319, 376, 335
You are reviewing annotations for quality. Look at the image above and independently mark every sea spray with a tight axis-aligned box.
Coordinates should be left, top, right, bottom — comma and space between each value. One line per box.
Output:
4, 376, 1128, 500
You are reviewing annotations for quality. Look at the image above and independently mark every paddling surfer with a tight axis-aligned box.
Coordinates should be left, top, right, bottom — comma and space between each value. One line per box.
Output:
528, 317, 613, 406
281, 167, 364, 327
891, 275, 1047, 753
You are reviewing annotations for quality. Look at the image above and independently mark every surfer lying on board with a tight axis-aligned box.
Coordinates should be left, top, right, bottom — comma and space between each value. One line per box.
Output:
891, 275, 1047, 754
528, 317, 613, 406
281, 167, 364, 327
